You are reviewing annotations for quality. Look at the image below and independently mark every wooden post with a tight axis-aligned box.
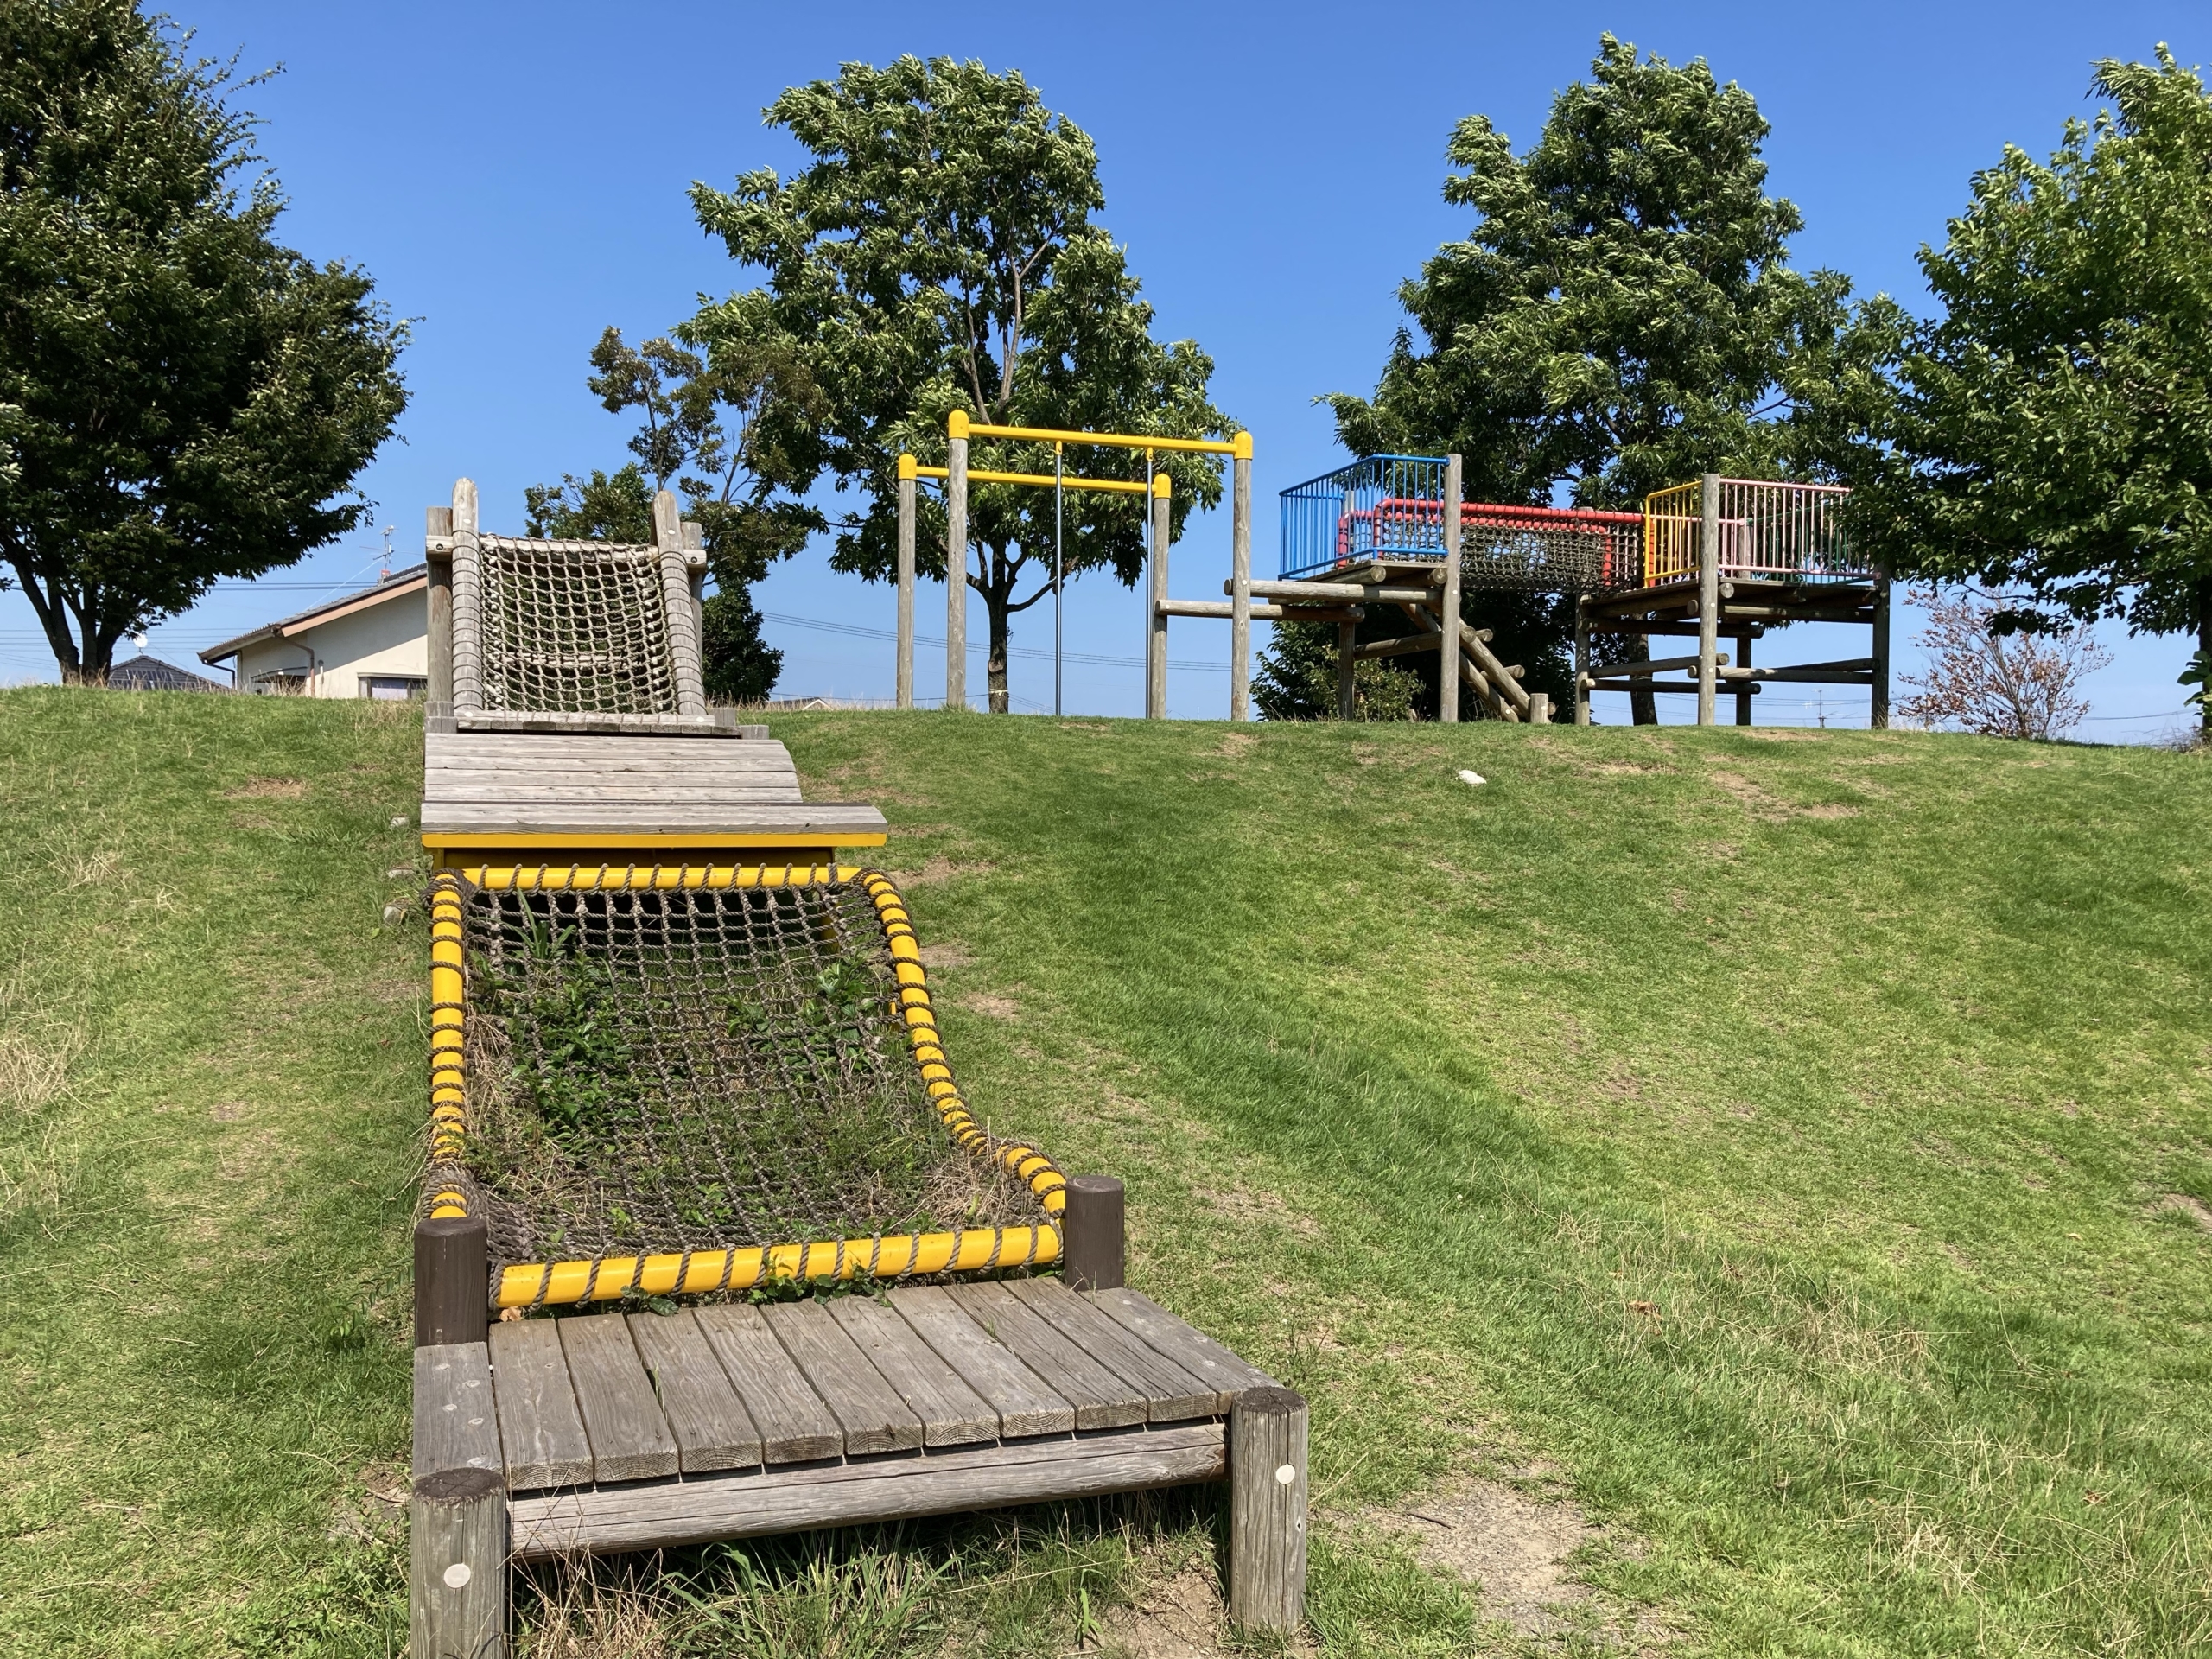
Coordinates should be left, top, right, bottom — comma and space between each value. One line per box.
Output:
1528, 690, 1551, 725
1060, 1175, 1125, 1293
945, 416, 969, 711
1870, 571, 1891, 729
896, 455, 917, 709
415, 1213, 488, 1349
1229, 433, 1253, 721
449, 480, 482, 722
1438, 454, 1464, 722
1228, 1386, 1308, 1637
1147, 475, 1171, 720
1336, 620, 1356, 720
1573, 595, 1591, 726
411, 1464, 506, 1659
1697, 473, 1720, 726
425, 505, 454, 734
653, 490, 709, 718
1735, 630, 1754, 727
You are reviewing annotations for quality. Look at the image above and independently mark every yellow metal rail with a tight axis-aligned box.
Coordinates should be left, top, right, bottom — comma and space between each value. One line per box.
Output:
906, 459, 1161, 498
421, 866, 1066, 1308
949, 408, 1251, 458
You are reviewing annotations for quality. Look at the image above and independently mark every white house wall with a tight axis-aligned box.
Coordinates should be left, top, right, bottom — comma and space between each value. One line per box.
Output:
236, 592, 428, 697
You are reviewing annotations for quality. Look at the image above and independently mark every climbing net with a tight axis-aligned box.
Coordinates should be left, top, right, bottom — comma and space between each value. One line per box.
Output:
425, 868, 1064, 1307
474, 537, 681, 715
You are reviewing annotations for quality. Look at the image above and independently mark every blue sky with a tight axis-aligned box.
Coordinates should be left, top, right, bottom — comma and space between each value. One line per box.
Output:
5, 0, 2207, 734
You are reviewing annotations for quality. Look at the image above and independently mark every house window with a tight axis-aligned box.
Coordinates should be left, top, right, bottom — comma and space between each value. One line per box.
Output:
249, 670, 308, 696
360, 675, 428, 701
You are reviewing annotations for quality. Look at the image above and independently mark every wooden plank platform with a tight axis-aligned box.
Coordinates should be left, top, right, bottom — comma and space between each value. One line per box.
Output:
436, 1281, 1279, 1561
419, 731, 889, 842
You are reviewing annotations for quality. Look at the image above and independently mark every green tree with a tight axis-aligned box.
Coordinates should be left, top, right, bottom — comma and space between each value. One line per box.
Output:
687, 56, 1234, 713
1287, 35, 1842, 722
1806, 48, 2212, 731
0, 0, 407, 683
527, 326, 825, 703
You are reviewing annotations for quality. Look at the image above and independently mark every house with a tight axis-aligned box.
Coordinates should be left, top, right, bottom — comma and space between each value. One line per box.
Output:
200, 565, 429, 698
108, 654, 228, 692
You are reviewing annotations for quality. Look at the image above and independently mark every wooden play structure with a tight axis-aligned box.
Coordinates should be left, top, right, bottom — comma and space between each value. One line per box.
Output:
410, 479, 1306, 1658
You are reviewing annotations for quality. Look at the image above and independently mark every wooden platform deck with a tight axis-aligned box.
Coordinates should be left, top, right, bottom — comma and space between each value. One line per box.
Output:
415, 1280, 1279, 1561
418, 731, 889, 853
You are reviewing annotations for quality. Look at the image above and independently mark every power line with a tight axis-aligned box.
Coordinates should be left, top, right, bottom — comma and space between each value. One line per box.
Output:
760, 610, 1230, 673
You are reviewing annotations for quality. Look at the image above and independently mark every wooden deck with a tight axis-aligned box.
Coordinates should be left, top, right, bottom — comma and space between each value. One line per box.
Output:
415, 1280, 1277, 1560
418, 732, 890, 848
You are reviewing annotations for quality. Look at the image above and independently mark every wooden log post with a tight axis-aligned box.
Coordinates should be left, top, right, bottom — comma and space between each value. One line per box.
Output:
1336, 620, 1356, 720
1060, 1175, 1125, 1293
415, 1213, 489, 1350
1228, 1385, 1308, 1637
1697, 473, 1720, 727
1439, 454, 1464, 724
1735, 630, 1754, 727
653, 490, 709, 719
1573, 595, 1591, 726
449, 480, 483, 723
1147, 474, 1171, 720
411, 1340, 507, 1659
896, 454, 917, 709
426, 505, 454, 734
945, 414, 969, 712
1870, 570, 1891, 730
1528, 690, 1551, 725
1229, 433, 1254, 721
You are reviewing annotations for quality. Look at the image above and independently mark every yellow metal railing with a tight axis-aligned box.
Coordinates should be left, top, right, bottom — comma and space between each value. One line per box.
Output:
1641, 477, 1861, 588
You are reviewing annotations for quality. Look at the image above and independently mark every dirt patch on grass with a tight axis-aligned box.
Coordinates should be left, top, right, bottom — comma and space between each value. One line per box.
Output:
1705, 765, 1859, 823
222, 777, 308, 800
919, 942, 975, 971
1203, 1181, 1320, 1239
2158, 1192, 2212, 1230
963, 991, 1020, 1020
1368, 1480, 1605, 1640
1211, 733, 1257, 758
1094, 1564, 1232, 1657
889, 855, 996, 888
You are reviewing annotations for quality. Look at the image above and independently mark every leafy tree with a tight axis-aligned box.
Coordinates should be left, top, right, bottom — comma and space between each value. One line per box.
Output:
1285, 35, 1842, 722
0, 0, 406, 683
1806, 49, 2212, 731
688, 56, 1234, 713
527, 326, 824, 702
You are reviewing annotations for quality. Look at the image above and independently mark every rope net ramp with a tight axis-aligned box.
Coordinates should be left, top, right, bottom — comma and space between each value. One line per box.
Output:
425, 865, 1065, 1309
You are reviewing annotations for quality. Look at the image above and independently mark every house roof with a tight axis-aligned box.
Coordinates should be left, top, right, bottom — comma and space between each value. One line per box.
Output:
198, 563, 428, 665
109, 653, 230, 693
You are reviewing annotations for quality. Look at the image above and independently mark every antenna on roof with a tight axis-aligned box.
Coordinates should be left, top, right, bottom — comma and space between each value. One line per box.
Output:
380, 524, 394, 579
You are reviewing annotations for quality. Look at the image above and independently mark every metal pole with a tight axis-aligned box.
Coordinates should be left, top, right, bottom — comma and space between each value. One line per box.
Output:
1440, 454, 1464, 724
1054, 443, 1064, 718
1697, 473, 1720, 727
1147, 473, 1170, 719
1230, 432, 1253, 721
945, 414, 969, 711
896, 454, 916, 709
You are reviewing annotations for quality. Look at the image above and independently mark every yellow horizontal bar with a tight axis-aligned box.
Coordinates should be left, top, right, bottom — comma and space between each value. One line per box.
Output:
950, 410, 1249, 458
423, 831, 886, 849
462, 864, 857, 890
496, 1224, 1063, 1307
912, 465, 1154, 497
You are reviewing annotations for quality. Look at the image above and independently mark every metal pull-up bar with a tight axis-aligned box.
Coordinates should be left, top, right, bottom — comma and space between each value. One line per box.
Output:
893, 411, 1255, 719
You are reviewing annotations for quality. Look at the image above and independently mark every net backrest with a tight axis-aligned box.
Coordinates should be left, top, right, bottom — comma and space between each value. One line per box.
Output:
474, 537, 681, 716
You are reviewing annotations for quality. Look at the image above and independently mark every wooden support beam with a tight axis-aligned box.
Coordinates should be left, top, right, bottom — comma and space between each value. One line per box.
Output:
1586, 679, 1761, 696
1582, 652, 1727, 682
1229, 1388, 1308, 1636
1160, 600, 1360, 624
1224, 579, 1440, 604
1061, 1176, 1125, 1293
1459, 623, 1530, 712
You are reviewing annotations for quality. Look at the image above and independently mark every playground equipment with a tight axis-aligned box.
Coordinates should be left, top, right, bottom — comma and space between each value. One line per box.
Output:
896, 411, 1280, 719
1576, 475, 1890, 727
410, 479, 1305, 1657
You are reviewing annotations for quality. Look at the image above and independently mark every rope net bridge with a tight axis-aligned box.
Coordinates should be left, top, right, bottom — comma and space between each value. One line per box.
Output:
425, 866, 1065, 1309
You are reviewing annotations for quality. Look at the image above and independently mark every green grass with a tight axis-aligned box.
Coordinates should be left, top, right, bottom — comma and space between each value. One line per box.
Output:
3, 687, 2208, 1655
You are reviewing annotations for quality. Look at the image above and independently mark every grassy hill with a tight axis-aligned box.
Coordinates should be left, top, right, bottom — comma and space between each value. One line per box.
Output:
1, 686, 2207, 1656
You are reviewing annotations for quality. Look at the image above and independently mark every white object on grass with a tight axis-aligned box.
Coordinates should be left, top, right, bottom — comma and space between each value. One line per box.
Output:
1458, 769, 1486, 787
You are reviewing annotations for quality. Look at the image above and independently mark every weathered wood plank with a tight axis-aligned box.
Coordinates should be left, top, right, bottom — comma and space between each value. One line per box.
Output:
1087, 1289, 1277, 1414
890, 1286, 1075, 1438
412, 1341, 501, 1484
1006, 1279, 1217, 1422
944, 1281, 1147, 1430
692, 1304, 844, 1464
509, 1422, 1225, 1560
426, 734, 785, 763
419, 803, 889, 835
628, 1311, 762, 1474
423, 785, 807, 805
760, 1300, 923, 1455
560, 1314, 679, 1482
487, 1318, 594, 1491
827, 1295, 998, 1448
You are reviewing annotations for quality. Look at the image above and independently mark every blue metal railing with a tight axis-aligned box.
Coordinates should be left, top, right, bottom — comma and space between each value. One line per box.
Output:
1279, 455, 1452, 579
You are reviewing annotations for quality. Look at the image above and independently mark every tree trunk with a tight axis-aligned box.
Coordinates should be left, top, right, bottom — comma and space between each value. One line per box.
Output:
985, 585, 1012, 713
2199, 575, 2212, 734
1629, 632, 1657, 725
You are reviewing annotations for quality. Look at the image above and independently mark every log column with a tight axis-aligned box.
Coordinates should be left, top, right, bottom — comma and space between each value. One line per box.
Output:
896, 454, 917, 709
1147, 474, 1171, 719
1871, 570, 1892, 730
1229, 433, 1253, 721
1229, 1386, 1308, 1636
1696, 473, 1720, 726
945, 413, 969, 712
425, 505, 454, 734
1060, 1175, 1125, 1293
1438, 454, 1464, 722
